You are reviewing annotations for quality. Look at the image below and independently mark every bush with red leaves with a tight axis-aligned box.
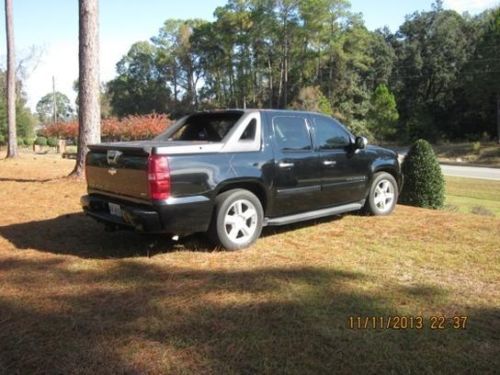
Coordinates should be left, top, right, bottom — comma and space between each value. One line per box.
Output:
40, 114, 174, 141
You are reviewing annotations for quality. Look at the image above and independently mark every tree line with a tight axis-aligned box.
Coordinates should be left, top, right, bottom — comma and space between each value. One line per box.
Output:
105, 0, 499, 142
2, 0, 499, 163
0, 71, 36, 147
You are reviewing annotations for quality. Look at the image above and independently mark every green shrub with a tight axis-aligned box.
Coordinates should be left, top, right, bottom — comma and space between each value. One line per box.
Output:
400, 139, 445, 209
17, 138, 25, 146
35, 136, 47, 146
47, 137, 59, 147
0, 134, 6, 146
23, 137, 34, 146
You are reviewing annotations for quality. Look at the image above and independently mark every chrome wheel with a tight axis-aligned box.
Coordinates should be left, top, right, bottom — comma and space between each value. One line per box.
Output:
223, 199, 258, 245
373, 179, 395, 214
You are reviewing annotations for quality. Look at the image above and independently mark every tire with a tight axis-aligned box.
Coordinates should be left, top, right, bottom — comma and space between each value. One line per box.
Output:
365, 172, 398, 216
208, 189, 264, 250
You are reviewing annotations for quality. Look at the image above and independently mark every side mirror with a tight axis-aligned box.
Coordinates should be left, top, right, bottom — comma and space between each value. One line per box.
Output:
355, 136, 368, 150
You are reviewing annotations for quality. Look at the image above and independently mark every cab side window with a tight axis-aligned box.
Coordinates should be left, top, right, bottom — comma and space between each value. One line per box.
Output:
273, 116, 312, 151
313, 116, 351, 149
239, 119, 256, 141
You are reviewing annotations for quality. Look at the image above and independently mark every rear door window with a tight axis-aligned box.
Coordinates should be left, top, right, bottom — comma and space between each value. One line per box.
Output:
273, 116, 312, 151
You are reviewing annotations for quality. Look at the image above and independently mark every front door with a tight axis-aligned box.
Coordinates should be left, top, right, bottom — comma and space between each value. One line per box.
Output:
271, 115, 322, 216
310, 115, 370, 207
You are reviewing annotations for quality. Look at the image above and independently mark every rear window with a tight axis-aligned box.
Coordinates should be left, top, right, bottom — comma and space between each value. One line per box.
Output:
155, 112, 243, 142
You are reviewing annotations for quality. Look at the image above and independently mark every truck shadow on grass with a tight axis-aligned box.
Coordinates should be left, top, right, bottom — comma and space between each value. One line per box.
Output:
0, 213, 345, 259
0, 258, 498, 374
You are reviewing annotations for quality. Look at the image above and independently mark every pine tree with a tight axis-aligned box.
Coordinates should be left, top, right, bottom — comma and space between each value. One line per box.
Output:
71, 0, 101, 177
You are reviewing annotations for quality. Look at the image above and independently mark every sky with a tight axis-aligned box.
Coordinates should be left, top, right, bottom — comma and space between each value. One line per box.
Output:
0, 0, 498, 111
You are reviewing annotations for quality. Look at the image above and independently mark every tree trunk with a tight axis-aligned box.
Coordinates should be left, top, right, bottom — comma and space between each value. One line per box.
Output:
173, 64, 178, 110
268, 55, 273, 108
283, 34, 288, 108
497, 93, 500, 144
71, 0, 101, 177
5, 0, 17, 158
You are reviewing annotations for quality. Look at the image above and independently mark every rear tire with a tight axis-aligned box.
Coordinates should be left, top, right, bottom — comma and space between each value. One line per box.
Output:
209, 189, 264, 250
365, 172, 398, 216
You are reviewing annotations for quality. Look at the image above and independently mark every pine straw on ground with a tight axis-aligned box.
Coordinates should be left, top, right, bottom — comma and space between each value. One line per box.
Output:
0, 154, 499, 374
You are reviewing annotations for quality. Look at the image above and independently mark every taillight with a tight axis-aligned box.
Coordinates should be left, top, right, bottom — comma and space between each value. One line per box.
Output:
148, 154, 170, 200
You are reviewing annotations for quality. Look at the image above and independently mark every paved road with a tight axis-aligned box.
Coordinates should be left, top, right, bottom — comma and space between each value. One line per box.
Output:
440, 165, 500, 180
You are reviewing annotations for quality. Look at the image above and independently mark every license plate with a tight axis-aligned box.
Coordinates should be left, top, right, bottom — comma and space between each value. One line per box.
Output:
108, 203, 122, 217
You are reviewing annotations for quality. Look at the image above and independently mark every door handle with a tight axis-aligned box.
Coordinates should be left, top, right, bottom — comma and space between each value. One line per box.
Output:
323, 160, 337, 166
278, 162, 294, 168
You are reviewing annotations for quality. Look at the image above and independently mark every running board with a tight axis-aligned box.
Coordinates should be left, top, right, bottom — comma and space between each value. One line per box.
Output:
264, 201, 364, 227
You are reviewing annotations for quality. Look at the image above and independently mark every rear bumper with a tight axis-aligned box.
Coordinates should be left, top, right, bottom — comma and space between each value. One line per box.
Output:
81, 194, 213, 235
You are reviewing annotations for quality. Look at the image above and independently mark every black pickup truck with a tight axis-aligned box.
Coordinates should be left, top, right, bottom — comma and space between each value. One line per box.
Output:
81, 109, 402, 250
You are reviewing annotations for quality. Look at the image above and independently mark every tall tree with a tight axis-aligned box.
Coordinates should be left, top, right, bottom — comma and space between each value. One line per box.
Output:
107, 41, 170, 117
463, 8, 500, 142
0, 71, 35, 144
5, 0, 17, 158
152, 19, 205, 113
36, 92, 74, 124
367, 84, 399, 140
392, 6, 474, 140
72, 0, 101, 177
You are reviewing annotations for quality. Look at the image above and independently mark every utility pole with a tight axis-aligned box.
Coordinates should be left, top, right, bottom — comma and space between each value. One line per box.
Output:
52, 76, 57, 124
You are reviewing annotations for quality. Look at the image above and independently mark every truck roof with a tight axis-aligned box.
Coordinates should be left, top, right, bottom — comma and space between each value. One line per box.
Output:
196, 108, 330, 117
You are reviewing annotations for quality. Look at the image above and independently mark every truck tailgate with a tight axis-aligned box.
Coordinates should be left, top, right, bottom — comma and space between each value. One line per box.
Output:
86, 145, 150, 201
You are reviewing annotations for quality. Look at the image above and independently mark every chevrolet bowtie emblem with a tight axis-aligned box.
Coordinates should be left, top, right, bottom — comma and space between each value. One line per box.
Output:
108, 168, 117, 176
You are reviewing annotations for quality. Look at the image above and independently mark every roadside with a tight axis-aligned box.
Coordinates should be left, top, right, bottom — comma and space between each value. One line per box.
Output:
433, 142, 500, 167
389, 142, 500, 168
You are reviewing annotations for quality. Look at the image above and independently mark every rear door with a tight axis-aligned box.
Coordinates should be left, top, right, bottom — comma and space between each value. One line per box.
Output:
310, 115, 370, 206
271, 115, 322, 216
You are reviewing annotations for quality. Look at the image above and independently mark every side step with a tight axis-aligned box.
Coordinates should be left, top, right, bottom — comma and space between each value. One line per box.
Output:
264, 201, 364, 227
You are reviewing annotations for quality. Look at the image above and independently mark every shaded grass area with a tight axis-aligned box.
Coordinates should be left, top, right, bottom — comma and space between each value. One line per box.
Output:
0, 155, 499, 374
433, 142, 500, 166
445, 176, 500, 217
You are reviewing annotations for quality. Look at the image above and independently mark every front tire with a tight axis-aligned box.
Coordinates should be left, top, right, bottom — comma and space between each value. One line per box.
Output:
365, 172, 398, 216
209, 189, 264, 250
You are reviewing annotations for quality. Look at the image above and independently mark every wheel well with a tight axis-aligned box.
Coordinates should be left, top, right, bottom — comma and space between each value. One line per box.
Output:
217, 182, 268, 213
374, 168, 399, 186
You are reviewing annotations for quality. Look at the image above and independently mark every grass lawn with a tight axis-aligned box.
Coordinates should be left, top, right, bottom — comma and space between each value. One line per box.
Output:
445, 176, 500, 217
0, 154, 499, 374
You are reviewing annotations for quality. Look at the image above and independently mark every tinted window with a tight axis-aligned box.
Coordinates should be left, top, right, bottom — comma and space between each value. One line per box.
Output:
155, 112, 243, 142
240, 119, 256, 141
273, 116, 312, 151
313, 116, 351, 149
